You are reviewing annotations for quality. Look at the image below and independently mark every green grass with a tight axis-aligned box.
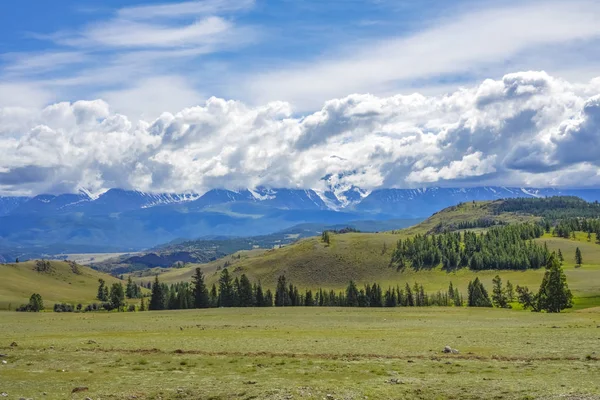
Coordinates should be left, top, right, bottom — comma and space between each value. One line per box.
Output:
0, 260, 123, 310
0, 307, 599, 399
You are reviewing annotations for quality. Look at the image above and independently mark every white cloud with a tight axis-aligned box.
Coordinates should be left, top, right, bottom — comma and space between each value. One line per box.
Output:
1, 71, 600, 196
407, 152, 497, 183
118, 0, 255, 20
240, 0, 600, 110
62, 16, 235, 49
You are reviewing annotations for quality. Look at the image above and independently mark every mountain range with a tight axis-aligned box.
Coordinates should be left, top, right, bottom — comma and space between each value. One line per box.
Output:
2, 186, 600, 261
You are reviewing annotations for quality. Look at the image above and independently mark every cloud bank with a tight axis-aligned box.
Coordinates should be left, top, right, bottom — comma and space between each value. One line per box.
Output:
2, 71, 600, 196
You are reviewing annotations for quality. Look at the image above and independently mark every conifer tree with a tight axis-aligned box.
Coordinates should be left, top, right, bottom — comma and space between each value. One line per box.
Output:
110, 282, 125, 311
558, 249, 564, 264
210, 284, 218, 307
192, 268, 210, 308
447, 282, 455, 304
140, 297, 146, 311
218, 269, 234, 307
537, 253, 573, 312
97, 279, 108, 302
345, 281, 359, 307
275, 275, 289, 306
28, 293, 44, 312
467, 277, 492, 307
405, 283, 414, 306
126, 276, 138, 299
505, 280, 514, 302
149, 275, 165, 310
264, 289, 274, 306
254, 282, 265, 306
238, 274, 254, 307
575, 247, 582, 266
516, 285, 539, 312
491, 275, 509, 308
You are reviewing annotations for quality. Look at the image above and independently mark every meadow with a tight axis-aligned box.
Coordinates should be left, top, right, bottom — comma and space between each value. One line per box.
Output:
1, 307, 599, 399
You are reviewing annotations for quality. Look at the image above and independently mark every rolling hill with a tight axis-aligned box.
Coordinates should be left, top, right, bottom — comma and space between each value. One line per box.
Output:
132, 200, 600, 309
0, 260, 123, 310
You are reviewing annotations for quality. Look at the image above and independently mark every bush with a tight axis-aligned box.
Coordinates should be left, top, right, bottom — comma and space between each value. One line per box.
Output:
53, 303, 74, 313
127, 304, 136, 312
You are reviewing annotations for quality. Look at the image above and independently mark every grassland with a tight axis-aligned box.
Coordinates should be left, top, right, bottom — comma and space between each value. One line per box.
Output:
0, 307, 599, 399
135, 229, 600, 310
0, 260, 122, 310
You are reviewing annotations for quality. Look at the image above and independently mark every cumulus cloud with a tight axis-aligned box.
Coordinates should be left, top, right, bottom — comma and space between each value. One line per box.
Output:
2, 71, 600, 196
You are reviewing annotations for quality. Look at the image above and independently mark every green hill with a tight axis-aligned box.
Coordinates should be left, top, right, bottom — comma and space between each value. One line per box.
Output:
133, 200, 600, 309
0, 260, 122, 310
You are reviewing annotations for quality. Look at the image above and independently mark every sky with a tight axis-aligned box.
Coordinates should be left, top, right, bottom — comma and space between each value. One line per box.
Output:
1, 0, 600, 196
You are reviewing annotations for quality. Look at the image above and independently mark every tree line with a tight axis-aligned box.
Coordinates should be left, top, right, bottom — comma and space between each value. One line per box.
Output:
390, 223, 548, 271
15, 251, 573, 313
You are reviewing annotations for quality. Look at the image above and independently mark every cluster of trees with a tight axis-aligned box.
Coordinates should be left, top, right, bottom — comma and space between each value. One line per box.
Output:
550, 217, 600, 242
55, 302, 138, 313
96, 279, 127, 311
454, 218, 505, 230
494, 196, 600, 219
516, 254, 573, 312
149, 268, 274, 310
147, 270, 468, 310
390, 224, 548, 271
15, 293, 44, 312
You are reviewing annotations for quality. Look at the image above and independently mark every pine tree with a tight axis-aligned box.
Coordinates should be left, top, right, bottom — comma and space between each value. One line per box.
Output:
558, 249, 564, 264
405, 283, 414, 306
192, 268, 210, 308
275, 275, 289, 306
238, 274, 254, 307
149, 275, 165, 311
537, 253, 573, 312
505, 280, 514, 302
140, 297, 146, 311
264, 289, 274, 306
210, 284, 218, 307
218, 269, 234, 307
321, 230, 331, 245
516, 285, 539, 312
97, 279, 108, 301
109, 283, 125, 311
491, 275, 509, 308
467, 277, 492, 307
126, 276, 137, 299
254, 282, 265, 306
28, 293, 44, 312
345, 281, 359, 307
575, 247, 582, 266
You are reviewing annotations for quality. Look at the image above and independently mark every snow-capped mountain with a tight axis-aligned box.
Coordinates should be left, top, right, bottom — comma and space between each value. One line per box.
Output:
4, 186, 600, 218
2, 185, 600, 257
6, 189, 201, 216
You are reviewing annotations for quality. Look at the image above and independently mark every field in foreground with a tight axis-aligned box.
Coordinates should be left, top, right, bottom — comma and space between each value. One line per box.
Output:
1, 307, 599, 399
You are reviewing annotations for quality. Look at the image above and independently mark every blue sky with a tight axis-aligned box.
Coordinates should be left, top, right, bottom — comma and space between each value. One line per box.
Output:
4, 0, 599, 116
1, 0, 600, 195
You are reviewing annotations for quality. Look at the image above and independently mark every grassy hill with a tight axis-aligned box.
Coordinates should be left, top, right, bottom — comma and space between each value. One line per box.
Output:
0, 260, 122, 310
133, 201, 600, 309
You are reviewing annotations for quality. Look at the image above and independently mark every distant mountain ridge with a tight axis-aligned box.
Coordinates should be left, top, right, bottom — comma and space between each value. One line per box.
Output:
2, 186, 600, 260
3, 186, 600, 217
